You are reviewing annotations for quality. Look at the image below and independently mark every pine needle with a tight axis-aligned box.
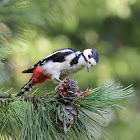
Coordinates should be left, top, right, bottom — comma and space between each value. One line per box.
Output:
0, 83, 134, 140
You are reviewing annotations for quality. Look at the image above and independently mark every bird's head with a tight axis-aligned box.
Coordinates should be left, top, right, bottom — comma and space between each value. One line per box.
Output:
83, 49, 99, 72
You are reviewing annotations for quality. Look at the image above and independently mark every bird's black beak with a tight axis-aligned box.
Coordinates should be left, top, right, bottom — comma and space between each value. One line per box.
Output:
87, 62, 92, 72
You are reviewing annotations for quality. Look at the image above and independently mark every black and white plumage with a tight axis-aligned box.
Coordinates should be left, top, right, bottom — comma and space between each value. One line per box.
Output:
17, 48, 99, 96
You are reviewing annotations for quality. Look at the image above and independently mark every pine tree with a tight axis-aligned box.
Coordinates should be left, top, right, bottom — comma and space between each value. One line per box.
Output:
0, 78, 133, 140
0, 0, 134, 139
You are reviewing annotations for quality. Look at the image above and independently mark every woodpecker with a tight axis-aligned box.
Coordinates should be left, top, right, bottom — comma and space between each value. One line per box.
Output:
17, 48, 99, 96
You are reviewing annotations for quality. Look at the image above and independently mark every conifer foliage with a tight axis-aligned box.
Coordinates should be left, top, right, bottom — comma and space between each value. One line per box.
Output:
0, 0, 135, 139
0, 78, 133, 140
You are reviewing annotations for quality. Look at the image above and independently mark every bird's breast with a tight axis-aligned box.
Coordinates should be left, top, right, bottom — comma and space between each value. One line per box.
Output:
60, 64, 85, 79
42, 56, 85, 80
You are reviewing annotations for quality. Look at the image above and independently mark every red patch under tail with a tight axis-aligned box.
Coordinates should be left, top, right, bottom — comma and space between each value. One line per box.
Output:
29, 66, 52, 86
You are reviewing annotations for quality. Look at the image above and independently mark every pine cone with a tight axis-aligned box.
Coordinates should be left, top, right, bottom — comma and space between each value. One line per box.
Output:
56, 104, 78, 128
57, 78, 79, 104
55, 78, 80, 128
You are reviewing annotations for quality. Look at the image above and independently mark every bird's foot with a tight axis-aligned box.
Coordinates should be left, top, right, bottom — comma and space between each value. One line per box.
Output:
55, 80, 67, 91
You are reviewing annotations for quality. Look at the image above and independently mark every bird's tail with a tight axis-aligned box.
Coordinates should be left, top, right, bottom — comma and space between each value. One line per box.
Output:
17, 81, 34, 96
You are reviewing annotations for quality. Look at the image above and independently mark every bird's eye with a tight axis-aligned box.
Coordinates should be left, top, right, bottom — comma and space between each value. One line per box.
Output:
88, 54, 91, 59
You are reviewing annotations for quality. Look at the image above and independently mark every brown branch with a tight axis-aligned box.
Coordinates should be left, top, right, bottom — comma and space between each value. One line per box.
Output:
0, 93, 12, 101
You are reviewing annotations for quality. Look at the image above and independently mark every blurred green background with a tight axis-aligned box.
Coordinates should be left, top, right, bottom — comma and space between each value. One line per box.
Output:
0, 0, 140, 139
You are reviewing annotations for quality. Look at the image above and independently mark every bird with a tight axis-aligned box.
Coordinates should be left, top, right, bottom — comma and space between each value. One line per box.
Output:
17, 48, 99, 96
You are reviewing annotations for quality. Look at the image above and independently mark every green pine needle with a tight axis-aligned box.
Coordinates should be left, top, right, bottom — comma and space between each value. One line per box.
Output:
0, 83, 134, 140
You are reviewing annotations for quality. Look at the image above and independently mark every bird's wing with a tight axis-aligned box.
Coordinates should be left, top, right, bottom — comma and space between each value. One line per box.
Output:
53, 48, 79, 53
22, 48, 79, 73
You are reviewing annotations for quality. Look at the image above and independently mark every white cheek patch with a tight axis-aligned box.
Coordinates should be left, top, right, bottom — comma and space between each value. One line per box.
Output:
90, 58, 96, 66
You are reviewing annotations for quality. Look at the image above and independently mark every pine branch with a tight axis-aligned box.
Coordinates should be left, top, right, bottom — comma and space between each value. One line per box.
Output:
0, 79, 134, 140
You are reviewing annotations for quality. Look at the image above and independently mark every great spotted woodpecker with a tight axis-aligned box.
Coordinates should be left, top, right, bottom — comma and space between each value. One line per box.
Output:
17, 48, 99, 96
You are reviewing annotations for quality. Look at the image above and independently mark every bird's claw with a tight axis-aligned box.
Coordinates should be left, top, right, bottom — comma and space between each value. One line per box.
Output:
55, 79, 68, 91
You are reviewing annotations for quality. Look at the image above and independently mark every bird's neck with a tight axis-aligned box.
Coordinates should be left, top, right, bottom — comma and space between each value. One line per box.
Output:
79, 53, 87, 66
81, 52, 88, 65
